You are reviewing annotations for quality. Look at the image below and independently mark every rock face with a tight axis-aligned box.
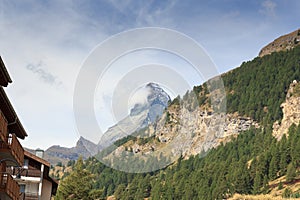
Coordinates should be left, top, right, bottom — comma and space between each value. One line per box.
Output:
42, 136, 98, 165
259, 29, 300, 57
140, 83, 171, 127
104, 100, 259, 161
98, 82, 170, 150
75, 136, 99, 156
273, 80, 300, 139
162, 111, 259, 157
40, 83, 170, 165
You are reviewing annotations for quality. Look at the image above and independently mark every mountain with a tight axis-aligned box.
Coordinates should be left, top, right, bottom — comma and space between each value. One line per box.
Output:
42, 82, 170, 165
98, 82, 171, 150
272, 80, 300, 140
33, 137, 97, 165
43, 26, 300, 166
103, 26, 300, 165
99, 92, 259, 172
259, 28, 300, 57
55, 28, 300, 199
131, 82, 170, 126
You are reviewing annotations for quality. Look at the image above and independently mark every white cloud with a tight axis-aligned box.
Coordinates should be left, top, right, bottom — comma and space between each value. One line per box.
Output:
128, 86, 151, 108
107, 0, 133, 13
26, 61, 63, 86
0, 0, 299, 150
260, 0, 277, 18
0, 1, 107, 149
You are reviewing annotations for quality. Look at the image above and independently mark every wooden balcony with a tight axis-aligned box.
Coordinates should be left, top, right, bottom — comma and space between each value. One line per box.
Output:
24, 193, 38, 200
7, 168, 41, 178
0, 134, 24, 166
0, 172, 20, 200
0, 110, 8, 143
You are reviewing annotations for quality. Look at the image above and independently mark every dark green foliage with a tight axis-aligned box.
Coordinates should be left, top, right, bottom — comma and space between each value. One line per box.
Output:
278, 181, 283, 190
286, 163, 296, 182
165, 111, 171, 123
170, 95, 181, 106
67, 160, 75, 167
56, 46, 300, 199
223, 46, 300, 125
292, 83, 300, 97
55, 157, 96, 200
57, 122, 300, 199
282, 188, 292, 198
56, 162, 63, 167
114, 184, 126, 200
253, 170, 262, 194
114, 135, 136, 147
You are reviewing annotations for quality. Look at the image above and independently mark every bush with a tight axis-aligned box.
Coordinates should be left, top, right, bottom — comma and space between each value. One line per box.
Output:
282, 188, 292, 198
56, 162, 63, 167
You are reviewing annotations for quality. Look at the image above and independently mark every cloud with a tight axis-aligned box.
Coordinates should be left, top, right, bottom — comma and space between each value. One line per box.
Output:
136, 0, 177, 27
128, 86, 151, 108
107, 0, 133, 13
106, 0, 177, 27
259, 0, 277, 18
1, 0, 300, 150
26, 61, 62, 86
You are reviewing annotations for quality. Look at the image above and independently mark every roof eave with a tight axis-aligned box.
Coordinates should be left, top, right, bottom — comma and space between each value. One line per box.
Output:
24, 151, 50, 167
0, 56, 12, 86
0, 87, 28, 138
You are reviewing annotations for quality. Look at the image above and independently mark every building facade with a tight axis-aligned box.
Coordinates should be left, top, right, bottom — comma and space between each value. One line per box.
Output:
0, 56, 27, 199
8, 150, 58, 200
0, 57, 57, 200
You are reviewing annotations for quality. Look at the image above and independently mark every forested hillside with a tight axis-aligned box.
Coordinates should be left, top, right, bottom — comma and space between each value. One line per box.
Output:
55, 124, 300, 199
55, 45, 300, 199
224, 46, 300, 125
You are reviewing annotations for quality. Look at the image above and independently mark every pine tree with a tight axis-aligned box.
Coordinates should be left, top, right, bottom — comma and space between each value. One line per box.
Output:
278, 181, 283, 190
282, 188, 292, 198
55, 157, 95, 200
291, 125, 300, 166
233, 162, 251, 194
138, 174, 151, 198
262, 175, 269, 193
279, 135, 289, 175
269, 153, 279, 180
286, 163, 296, 182
114, 184, 126, 200
253, 171, 262, 194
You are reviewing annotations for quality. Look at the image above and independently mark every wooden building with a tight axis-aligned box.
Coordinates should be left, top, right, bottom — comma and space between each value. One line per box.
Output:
8, 150, 58, 200
0, 57, 57, 200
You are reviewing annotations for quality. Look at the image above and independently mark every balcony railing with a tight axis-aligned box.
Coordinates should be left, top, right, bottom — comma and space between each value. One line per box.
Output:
8, 134, 24, 167
24, 193, 38, 200
0, 133, 24, 166
7, 167, 42, 178
0, 172, 20, 200
0, 110, 8, 143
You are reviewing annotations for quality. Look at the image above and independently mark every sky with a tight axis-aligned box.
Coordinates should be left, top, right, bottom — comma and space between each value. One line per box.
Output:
0, 0, 299, 150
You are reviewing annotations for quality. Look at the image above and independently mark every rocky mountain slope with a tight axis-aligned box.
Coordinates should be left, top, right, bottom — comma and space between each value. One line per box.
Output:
100, 87, 259, 166
99, 29, 300, 171
259, 29, 300, 57
25, 136, 97, 165
56, 29, 300, 199
42, 83, 170, 165
98, 82, 170, 150
37, 29, 300, 167
29, 136, 98, 165
273, 80, 300, 139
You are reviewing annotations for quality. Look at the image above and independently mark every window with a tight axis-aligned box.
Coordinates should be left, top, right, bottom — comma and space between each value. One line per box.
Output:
20, 184, 26, 193
25, 182, 39, 195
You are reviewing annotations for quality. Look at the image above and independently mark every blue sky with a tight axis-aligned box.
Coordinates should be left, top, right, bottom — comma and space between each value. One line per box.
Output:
0, 0, 299, 149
